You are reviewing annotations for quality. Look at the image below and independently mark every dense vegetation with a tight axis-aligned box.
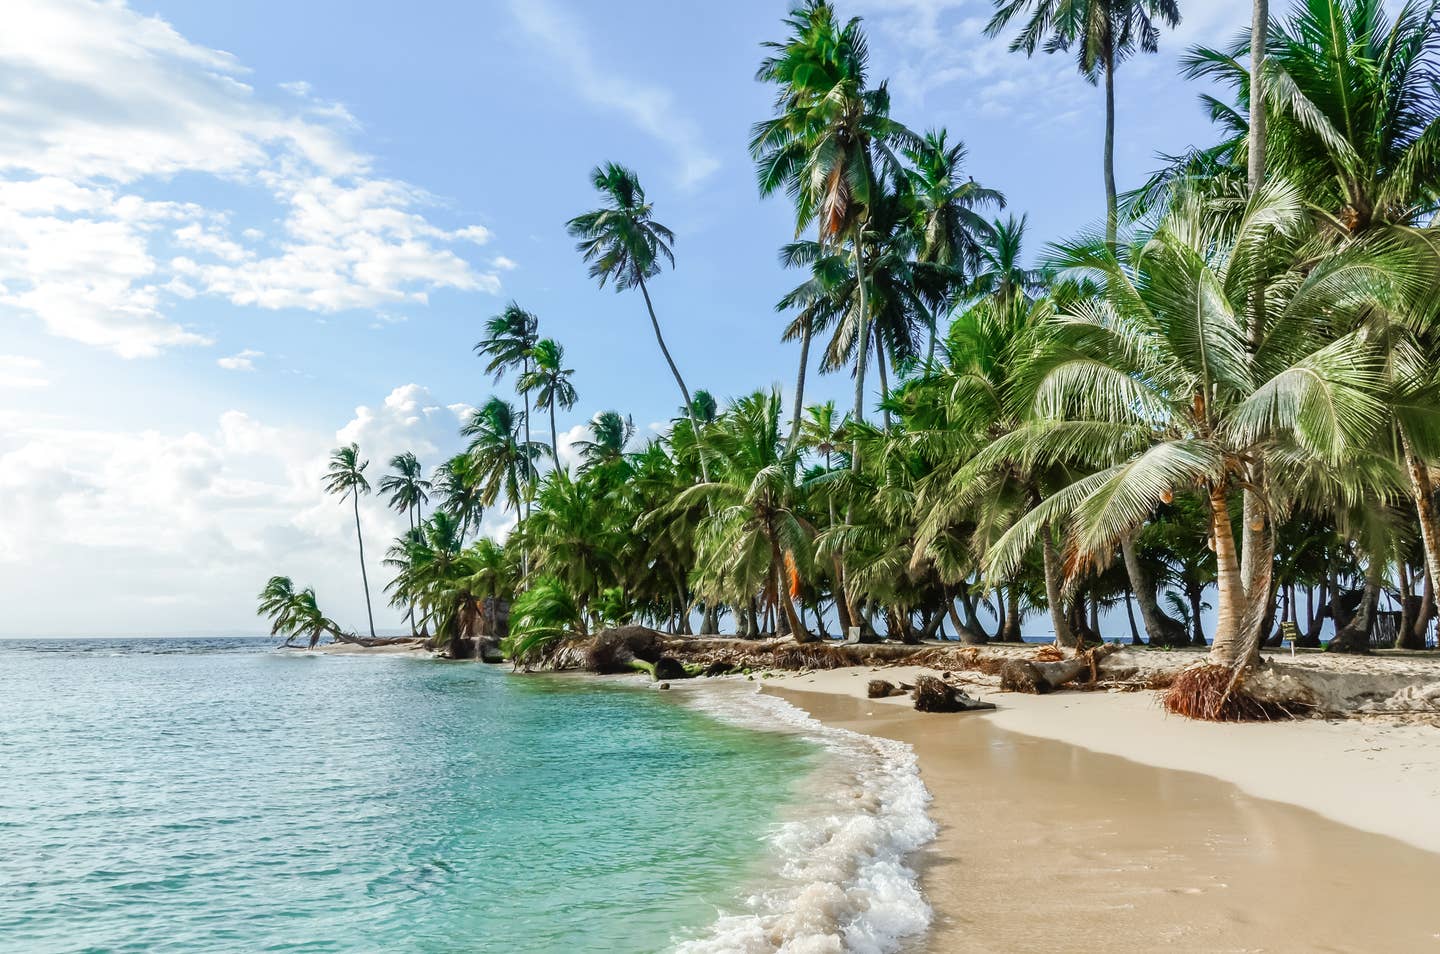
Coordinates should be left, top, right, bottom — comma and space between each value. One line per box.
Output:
262, 0, 1440, 712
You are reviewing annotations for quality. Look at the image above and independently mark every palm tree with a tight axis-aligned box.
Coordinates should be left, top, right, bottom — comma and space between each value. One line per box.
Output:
462, 397, 545, 530
379, 452, 431, 531
379, 451, 431, 636
432, 453, 486, 542
566, 162, 709, 483
904, 128, 1006, 361
971, 215, 1046, 305
753, 0, 917, 472
258, 576, 345, 649
324, 443, 377, 638
986, 0, 1181, 244
517, 338, 578, 464
670, 389, 814, 640
574, 411, 636, 475
476, 303, 540, 515
982, 183, 1409, 668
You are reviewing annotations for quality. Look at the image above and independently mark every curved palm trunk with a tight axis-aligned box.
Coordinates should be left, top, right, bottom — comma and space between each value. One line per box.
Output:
1041, 528, 1075, 648
1121, 534, 1186, 645
1402, 436, 1440, 596
875, 325, 891, 430
785, 319, 812, 454
1103, 47, 1118, 246
352, 493, 377, 638
637, 277, 708, 484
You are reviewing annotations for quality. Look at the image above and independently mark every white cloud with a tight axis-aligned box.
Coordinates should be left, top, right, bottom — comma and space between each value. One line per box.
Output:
217, 348, 263, 371
508, 0, 720, 187
0, 0, 506, 357
490, 255, 518, 271
0, 354, 49, 389
0, 382, 471, 635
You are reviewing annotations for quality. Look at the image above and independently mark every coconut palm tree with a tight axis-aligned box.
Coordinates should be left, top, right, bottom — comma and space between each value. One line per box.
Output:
904, 128, 1006, 361
379, 451, 431, 636
971, 215, 1046, 306
324, 443, 377, 638
981, 182, 1411, 668
573, 411, 636, 475
671, 389, 814, 640
752, 0, 917, 471
432, 453, 486, 542
518, 338, 579, 464
567, 163, 709, 482
258, 576, 346, 649
475, 303, 540, 509
987, 0, 1181, 244
462, 397, 545, 530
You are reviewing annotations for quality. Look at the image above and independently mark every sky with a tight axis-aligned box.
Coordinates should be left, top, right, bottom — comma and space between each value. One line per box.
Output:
0, 0, 1261, 636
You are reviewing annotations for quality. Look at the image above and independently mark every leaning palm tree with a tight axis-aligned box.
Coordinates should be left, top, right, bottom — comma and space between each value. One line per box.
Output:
987, 0, 1181, 244
258, 576, 346, 649
462, 397, 546, 530
518, 338, 579, 464
566, 162, 709, 482
324, 443, 377, 638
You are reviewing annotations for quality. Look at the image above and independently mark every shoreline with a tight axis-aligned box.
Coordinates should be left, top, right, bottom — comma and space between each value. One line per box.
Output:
762, 670, 1440, 952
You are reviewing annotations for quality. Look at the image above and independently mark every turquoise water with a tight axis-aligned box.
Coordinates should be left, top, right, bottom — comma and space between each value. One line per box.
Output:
0, 639, 819, 952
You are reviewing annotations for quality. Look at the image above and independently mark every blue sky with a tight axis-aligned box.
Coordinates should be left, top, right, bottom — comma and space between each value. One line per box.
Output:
0, 0, 1258, 635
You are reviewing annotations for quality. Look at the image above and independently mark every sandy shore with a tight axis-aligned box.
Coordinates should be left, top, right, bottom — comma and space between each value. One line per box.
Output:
765, 669, 1440, 953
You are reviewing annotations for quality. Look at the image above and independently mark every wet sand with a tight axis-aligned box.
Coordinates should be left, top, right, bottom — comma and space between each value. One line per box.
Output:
770, 685, 1440, 953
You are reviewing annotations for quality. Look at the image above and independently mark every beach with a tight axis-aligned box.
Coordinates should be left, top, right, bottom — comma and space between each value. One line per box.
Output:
764, 668, 1440, 952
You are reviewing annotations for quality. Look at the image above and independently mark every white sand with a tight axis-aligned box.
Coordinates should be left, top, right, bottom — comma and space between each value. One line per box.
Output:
766, 665, 1440, 855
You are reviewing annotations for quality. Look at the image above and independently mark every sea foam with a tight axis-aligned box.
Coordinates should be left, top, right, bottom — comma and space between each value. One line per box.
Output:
673, 685, 936, 954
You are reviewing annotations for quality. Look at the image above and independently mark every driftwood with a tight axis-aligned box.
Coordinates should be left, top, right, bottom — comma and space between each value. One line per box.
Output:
912, 675, 996, 713
1000, 644, 1122, 694
868, 679, 899, 698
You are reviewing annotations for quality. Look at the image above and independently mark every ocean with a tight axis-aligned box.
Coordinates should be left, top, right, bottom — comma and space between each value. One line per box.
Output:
0, 638, 932, 953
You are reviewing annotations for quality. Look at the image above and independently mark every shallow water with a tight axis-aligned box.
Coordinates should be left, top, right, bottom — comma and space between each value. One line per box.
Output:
0, 638, 832, 952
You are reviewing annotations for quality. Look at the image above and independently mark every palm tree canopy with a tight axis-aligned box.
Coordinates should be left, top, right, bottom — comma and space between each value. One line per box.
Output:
986, 0, 1183, 80
379, 451, 431, 516
518, 338, 579, 412
475, 302, 540, 380
566, 163, 675, 291
324, 443, 370, 501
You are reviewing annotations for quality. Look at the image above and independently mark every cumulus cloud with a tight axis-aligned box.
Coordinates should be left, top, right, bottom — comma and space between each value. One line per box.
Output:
0, 0, 506, 357
508, 0, 720, 187
0, 383, 472, 635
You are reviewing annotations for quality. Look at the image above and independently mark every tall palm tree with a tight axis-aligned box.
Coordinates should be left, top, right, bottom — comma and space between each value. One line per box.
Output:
904, 128, 1006, 361
566, 162, 709, 483
432, 453, 486, 542
379, 451, 431, 636
476, 303, 540, 515
379, 452, 431, 531
324, 443, 377, 638
462, 397, 545, 530
987, 0, 1181, 244
753, 0, 916, 472
518, 338, 579, 464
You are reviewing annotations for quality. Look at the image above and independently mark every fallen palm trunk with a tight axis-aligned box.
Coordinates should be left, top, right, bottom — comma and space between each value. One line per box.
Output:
999, 644, 1122, 694
912, 675, 996, 712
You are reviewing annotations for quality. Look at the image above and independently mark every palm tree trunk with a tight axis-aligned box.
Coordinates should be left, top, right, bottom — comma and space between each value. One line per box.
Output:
851, 225, 869, 473
1121, 534, 1185, 644
875, 324, 891, 430
353, 493, 376, 638
1124, 587, 1142, 645
925, 305, 939, 368
1041, 528, 1075, 647
1402, 436, 1440, 591
786, 319, 812, 454
637, 276, 708, 484
549, 402, 560, 469
1248, 0, 1269, 193
1103, 46, 1118, 246
522, 355, 533, 520
1208, 486, 1247, 666
770, 533, 811, 642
